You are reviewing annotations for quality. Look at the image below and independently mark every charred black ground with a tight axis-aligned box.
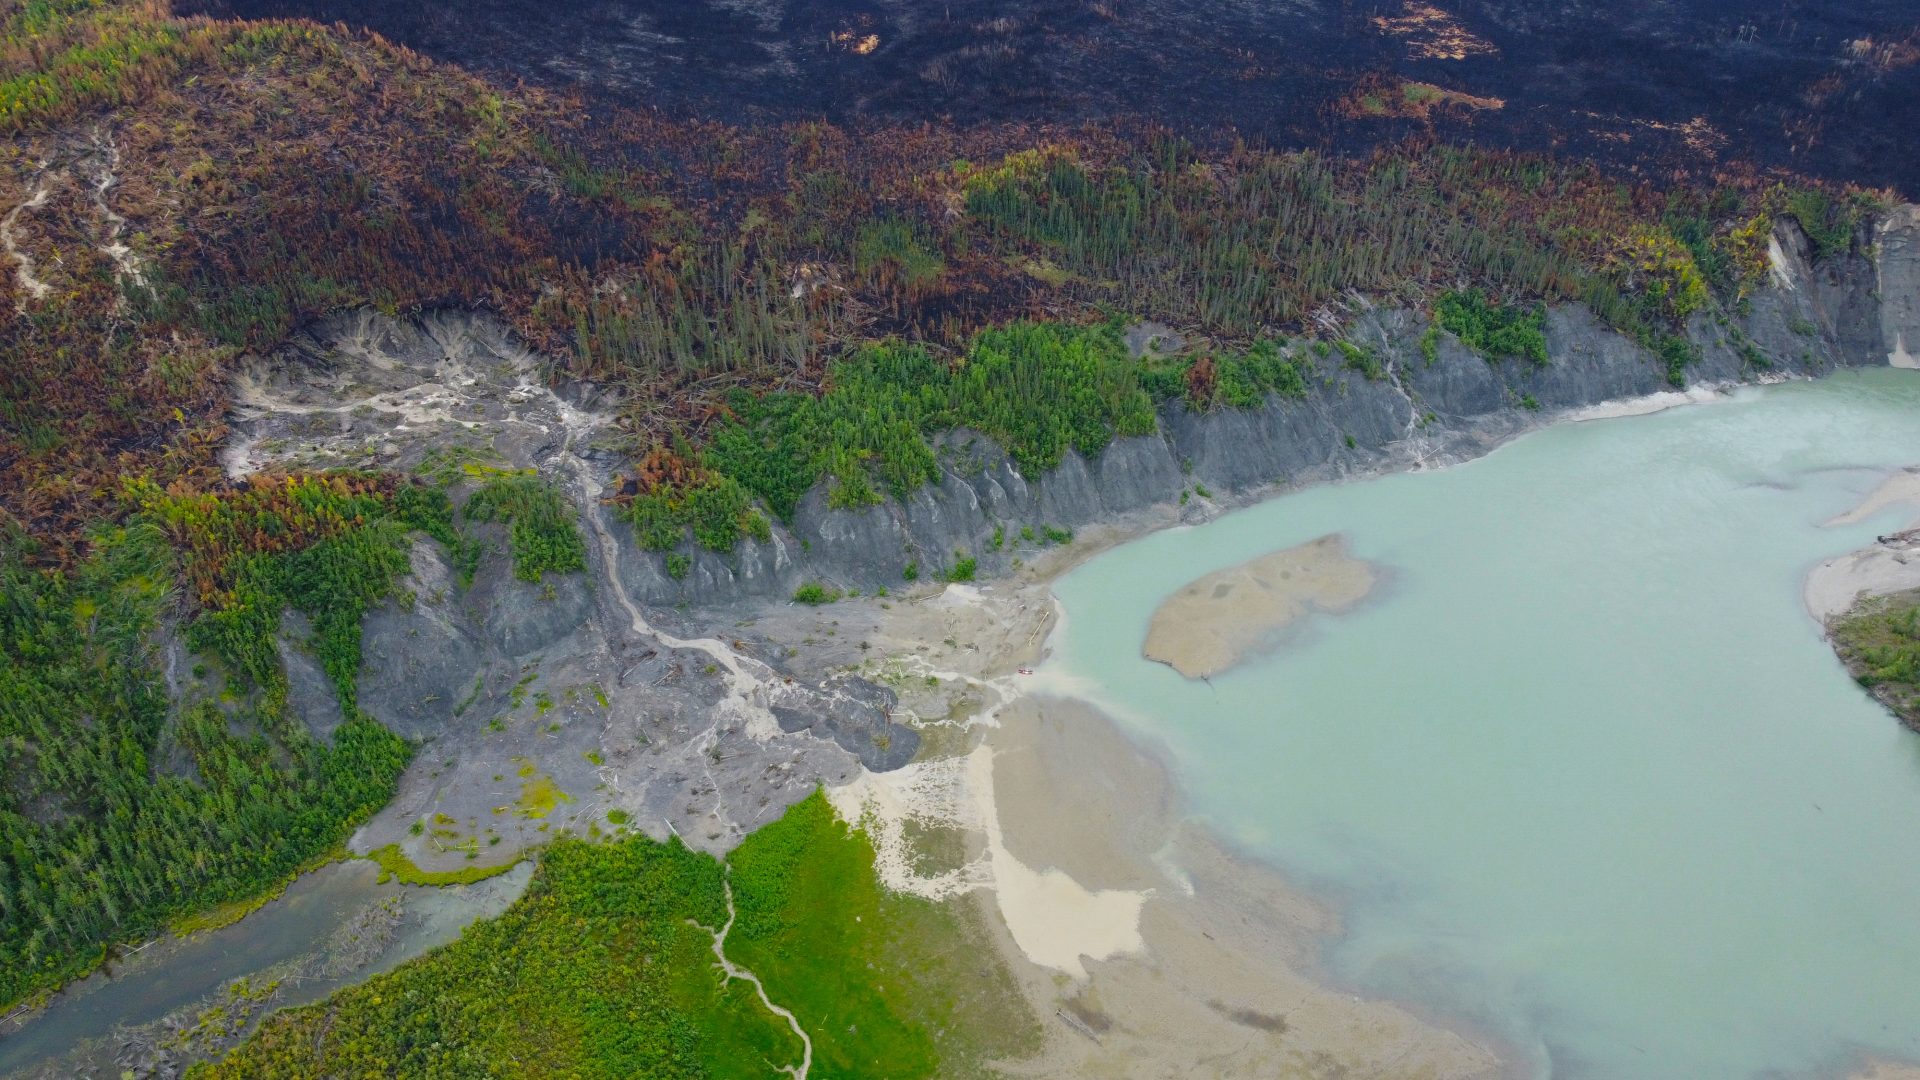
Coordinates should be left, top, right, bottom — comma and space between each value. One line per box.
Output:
184, 0, 1920, 196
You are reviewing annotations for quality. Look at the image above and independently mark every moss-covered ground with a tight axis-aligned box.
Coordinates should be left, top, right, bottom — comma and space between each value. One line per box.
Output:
728, 792, 1040, 1079
1831, 589, 1920, 729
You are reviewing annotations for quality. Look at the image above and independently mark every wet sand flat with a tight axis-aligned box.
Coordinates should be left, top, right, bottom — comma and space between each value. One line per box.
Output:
1143, 533, 1377, 678
981, 696, 1499, 1079
1808, 466, 1920, 620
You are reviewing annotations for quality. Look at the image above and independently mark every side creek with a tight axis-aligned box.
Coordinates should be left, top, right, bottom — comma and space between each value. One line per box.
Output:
0, 861, 533, 1077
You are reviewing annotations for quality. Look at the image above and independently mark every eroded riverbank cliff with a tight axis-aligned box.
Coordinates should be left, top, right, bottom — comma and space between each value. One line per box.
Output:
610, 208, 1920, 608
207, 207, 1920, 878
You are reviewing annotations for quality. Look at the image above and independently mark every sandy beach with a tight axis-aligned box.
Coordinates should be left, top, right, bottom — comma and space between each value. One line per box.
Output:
1854, 1064, 1920, 1080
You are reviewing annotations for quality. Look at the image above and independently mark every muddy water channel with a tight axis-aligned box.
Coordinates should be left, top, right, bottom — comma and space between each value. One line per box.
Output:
0, 860, 531, 1077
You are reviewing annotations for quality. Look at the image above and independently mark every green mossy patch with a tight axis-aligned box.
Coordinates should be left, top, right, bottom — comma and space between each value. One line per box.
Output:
1831, 589, 1920, 729
366, 844, 526, 887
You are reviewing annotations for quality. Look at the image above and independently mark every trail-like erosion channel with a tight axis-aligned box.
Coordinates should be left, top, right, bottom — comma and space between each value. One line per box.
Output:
693, 873, 814, 1080
84, 128, 144, 289
475, 379, 818, 1059
2, 171, 52, 307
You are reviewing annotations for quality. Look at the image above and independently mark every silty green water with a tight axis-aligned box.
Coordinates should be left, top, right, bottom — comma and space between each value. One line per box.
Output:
1044, 369, 1920, 1079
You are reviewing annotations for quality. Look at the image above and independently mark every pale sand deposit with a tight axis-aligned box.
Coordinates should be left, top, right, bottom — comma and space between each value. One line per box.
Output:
980, 698, 1498, 1080
1566, 384, 1726, 423
825, 561, 1500, 1079
1824, 466, 1920, 528
966, 743, 1148, 979
1143, 533, 1377, 679
1854, 1062, 1920, 1080
1808, 467, 1920, 619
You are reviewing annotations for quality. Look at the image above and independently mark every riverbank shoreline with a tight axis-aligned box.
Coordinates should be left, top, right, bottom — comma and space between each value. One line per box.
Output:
0, 861, 533, 1078
825, 563, 1512, 1078
1807, 467, 1920, 621
831, 376, 1920, 1080
1809, 466, 1920, 733
982, 696, 1508, 1078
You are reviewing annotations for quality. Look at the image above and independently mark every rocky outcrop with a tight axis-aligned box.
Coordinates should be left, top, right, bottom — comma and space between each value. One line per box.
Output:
279, 610, 348, 744
1878, 204, 1920, 368
770, 675, 919, 772
356, 541, 490, 742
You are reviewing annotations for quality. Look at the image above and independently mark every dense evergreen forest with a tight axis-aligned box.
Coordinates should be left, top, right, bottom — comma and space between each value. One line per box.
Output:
0, 475, 432, 1007
0, 0, 1895, 1021
0, 456, 597, 1008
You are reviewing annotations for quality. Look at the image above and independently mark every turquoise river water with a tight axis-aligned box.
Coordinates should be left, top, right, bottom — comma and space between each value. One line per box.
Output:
1045, 369, 1920, 1079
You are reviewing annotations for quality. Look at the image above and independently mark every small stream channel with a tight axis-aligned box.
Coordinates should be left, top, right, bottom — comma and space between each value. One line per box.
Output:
0, 859, 532, 1077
